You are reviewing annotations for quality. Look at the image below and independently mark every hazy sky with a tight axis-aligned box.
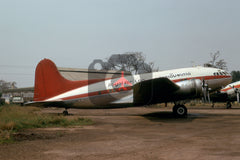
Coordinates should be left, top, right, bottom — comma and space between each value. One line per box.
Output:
0, 0, 240, 87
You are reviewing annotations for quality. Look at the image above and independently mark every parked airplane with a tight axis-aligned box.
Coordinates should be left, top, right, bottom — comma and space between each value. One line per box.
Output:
211, 80, 240, 108
28, 59, 232, 117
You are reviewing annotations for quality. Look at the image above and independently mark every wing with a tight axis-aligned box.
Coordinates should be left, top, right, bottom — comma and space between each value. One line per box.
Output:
133, 77, 180, 105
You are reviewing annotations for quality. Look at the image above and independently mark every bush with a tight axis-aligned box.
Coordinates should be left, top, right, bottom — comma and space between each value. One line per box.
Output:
0, 98, 5, 106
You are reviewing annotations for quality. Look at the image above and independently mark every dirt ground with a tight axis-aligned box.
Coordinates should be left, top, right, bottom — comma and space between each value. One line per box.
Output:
1, 105, 240, 160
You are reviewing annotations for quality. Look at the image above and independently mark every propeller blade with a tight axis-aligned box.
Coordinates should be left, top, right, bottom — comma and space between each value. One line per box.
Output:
202, 80, 210, 103
237, 92, 239, 103
202, 87, 206, 102
207, 90, 211, 103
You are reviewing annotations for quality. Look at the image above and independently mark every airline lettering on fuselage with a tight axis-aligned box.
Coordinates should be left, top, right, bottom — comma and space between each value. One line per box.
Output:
165, 72, 191, 79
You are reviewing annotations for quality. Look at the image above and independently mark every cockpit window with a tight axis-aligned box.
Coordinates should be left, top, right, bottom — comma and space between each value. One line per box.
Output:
214, 72, 229, 76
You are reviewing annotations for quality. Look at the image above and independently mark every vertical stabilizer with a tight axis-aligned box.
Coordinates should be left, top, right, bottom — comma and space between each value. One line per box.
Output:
33, 59, 105, 101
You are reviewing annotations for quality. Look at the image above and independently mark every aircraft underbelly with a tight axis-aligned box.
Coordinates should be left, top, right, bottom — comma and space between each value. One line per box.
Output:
68, 90, 133, 108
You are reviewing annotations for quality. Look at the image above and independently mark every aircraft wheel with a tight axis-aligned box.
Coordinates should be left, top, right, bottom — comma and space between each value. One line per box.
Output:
173, 105, 187, 118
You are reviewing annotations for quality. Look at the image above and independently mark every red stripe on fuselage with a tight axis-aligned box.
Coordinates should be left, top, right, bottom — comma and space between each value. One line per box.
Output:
172, 75, 230, 83
59, 86, 133, 101
221, 84, 240, 92
48, 75, 230, 101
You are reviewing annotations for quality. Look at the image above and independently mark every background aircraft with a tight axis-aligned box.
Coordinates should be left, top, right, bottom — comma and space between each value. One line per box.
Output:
211, 81, 240, 108
28, 59, 232, 117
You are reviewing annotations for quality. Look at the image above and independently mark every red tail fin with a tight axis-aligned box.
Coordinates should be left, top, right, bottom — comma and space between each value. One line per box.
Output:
34, 59, 106, 101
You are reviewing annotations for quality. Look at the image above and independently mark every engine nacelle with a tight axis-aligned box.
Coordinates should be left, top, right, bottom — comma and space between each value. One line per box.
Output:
173, 79, 202, 100
133, 77, 203, 106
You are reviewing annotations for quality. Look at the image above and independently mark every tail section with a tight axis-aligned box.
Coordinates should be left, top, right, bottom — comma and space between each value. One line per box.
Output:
34, 59, 105, 101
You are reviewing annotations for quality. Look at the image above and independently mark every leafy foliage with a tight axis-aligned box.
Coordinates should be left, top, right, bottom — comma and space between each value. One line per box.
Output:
0, 80, 17, 93
95, 52, 158, 74
231, 71, 240, 82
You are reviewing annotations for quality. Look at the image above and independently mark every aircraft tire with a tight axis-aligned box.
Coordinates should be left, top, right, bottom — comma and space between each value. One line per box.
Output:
173, 105, 187, 118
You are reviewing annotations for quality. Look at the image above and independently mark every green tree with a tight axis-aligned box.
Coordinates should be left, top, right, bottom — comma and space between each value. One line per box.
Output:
231, 71, 240, 82
0, 80, 17, 92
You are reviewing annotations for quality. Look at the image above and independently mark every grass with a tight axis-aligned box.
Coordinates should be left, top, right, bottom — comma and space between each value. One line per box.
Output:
0, 104, 93, 143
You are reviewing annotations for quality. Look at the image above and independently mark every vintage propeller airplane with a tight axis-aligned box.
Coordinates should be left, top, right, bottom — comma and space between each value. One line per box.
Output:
27, 59, 232, 117
211, 80, 240, 108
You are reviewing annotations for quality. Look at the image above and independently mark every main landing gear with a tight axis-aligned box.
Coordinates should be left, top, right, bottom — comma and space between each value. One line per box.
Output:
172, 104, 188, 118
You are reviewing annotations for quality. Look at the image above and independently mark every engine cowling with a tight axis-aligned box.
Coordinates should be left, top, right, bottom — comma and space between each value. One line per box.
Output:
173, 79, 203, 100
